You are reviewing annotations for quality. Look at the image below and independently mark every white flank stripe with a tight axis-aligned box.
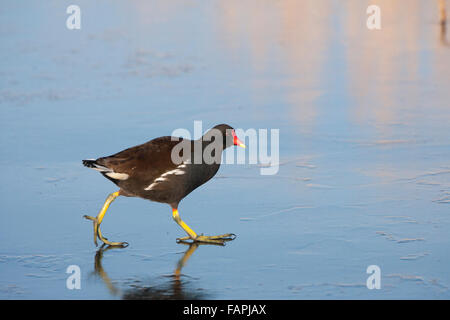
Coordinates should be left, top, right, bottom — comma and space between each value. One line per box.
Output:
144, 163, 187, 191
172, 169, 185, 175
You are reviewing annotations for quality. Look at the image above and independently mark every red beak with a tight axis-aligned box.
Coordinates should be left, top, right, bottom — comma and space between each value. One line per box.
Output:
232, 130, 246, 148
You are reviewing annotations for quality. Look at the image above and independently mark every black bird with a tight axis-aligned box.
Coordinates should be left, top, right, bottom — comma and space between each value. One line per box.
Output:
83, 124, 245, 246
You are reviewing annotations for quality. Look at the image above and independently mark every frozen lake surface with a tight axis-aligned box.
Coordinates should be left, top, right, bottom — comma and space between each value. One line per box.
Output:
1, 0, 449, 299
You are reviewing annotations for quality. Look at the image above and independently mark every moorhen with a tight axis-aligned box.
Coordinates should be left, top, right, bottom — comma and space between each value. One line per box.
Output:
83, 124, 245, 246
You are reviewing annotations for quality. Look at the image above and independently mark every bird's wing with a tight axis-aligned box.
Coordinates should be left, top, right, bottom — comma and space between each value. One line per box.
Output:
95, 136, 188, 181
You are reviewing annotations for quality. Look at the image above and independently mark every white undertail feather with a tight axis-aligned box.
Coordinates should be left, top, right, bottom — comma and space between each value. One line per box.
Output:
92, 165, 111, 172
87, 161, 129, 180
105, 172, 129, 180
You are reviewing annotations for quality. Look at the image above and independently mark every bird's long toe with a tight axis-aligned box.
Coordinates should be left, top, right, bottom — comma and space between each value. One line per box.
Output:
176, 233, 236, 245
83, 214, 128, 247
97, 227, 129, 247
83, 215, 100, 246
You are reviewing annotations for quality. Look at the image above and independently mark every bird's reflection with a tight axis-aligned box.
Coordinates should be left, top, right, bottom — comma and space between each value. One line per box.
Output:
93, 242, 221, 299
439, 0, 449, 46
93, 244, 122, 296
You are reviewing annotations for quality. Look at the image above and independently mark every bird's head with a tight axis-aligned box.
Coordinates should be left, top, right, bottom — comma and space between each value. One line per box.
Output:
205, 124, 246, 149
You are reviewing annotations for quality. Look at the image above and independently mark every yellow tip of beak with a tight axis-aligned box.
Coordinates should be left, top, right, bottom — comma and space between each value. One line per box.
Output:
239, 143, 246, 148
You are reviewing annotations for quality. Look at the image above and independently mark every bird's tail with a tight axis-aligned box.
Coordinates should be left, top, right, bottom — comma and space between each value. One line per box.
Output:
82, 159, 111, 172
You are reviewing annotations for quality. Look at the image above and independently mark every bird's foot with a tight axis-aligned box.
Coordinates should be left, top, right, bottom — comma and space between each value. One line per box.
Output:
176, 233, 236, 245
83, 215, 129, 247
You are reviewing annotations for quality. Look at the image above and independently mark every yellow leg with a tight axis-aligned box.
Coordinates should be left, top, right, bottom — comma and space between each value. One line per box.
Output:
84, 191, 128, 247
172, 208, 236, 245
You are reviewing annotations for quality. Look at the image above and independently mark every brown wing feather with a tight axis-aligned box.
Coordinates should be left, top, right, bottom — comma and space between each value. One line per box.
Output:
96, 136, 184, 182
